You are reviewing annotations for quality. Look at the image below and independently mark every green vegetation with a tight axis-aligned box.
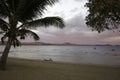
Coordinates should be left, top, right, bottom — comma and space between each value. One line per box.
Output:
85, 0, 120, 32
0, 0, 64, 70
0, 58, 120, 80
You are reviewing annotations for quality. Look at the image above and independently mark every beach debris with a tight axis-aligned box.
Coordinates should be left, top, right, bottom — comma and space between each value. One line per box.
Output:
43, 58, 53, 62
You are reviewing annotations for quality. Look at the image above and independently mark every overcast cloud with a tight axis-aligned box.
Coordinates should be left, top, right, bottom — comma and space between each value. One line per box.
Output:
30, 0, 119, 45
1, 0, 120, 45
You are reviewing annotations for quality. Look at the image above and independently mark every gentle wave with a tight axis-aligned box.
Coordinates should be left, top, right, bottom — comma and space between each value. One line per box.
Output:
0, 45, 120, 65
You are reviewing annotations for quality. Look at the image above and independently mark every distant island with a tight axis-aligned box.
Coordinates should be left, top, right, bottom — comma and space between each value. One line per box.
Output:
0, 41, 119, 46
0, 41, 78, 45
19, 42, 80, 46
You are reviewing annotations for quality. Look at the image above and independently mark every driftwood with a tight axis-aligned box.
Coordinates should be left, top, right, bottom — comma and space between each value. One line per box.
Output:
43, 58, 53, 62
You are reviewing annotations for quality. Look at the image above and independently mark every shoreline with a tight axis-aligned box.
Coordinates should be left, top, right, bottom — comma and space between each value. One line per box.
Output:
1, 53, 120, 66
1, 45, 120, 66
8, 57, 120, 67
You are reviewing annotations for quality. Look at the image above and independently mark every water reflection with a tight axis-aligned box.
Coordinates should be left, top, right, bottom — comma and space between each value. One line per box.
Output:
0, 45, 120, 65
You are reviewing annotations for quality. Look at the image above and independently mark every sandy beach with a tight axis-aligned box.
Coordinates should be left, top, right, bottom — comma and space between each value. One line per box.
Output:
0, 58, 120, 80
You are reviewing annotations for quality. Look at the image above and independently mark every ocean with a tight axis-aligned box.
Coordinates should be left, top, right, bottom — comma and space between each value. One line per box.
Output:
0, 45, 120, 65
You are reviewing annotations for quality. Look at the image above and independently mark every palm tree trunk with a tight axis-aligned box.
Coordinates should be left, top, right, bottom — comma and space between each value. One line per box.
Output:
0, 37, 12, 70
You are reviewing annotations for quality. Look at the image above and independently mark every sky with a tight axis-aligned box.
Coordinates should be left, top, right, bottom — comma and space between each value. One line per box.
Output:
28, 0, 120, 45
1, 0, 120, 45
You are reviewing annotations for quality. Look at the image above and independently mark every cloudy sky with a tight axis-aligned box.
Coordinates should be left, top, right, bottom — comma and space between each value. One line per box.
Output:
25, 0, 120, 45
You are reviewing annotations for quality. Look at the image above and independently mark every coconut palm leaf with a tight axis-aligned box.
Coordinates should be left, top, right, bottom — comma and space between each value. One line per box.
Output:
0, 18, 9, 31
12, 38, 21, 48
0, 0, 59, 21
0, 0, 65, 70
0, 0, 12, 18
1, 32, 8, 44
0, 31, 3, 34
18, 29, 40, 40
6, 0, 20, 13
16, 0, 59, 22
23, 17, 65, 29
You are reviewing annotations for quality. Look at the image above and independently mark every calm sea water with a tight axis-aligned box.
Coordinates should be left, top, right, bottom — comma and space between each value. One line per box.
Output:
0, 45, 120, 65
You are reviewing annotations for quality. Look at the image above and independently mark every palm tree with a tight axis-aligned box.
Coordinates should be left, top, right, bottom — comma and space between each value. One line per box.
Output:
0, 0, 65, 70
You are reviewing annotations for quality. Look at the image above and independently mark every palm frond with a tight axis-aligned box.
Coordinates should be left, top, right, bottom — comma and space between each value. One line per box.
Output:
1, 33, 8, 44
0, 18, 9, 31
6, 0, 20, 13
23, 17, 65, 28
18, 29, 40, 40
12, 38, 21, 48
0, 31, 4, 34
16, 0, 59, 22
0, 0, 11, 18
